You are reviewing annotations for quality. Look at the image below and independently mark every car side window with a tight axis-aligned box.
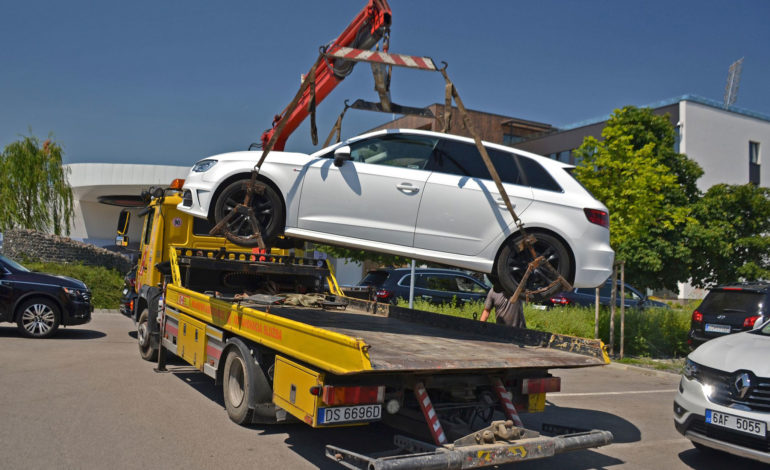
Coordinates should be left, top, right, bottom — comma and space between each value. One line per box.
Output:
424, 275, 459, 292
517, 156, 562, 192
456, 276, 487, 293
348, 134, 438, 170
430, 140, 525, 186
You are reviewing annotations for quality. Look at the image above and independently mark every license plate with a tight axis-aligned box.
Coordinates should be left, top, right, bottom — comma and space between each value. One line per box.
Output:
705, 323, 731, 334
532, 305, 547, 310
318, 404, 382, 424
706, 409, 767, 437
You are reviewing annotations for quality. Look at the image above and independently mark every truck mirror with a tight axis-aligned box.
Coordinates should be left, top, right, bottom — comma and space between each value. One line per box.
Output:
334, 146, 352, 167
115, 235, 130, 247
117, 209, 131, 236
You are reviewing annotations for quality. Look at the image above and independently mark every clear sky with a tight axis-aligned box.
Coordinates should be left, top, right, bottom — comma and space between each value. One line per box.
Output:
1, 0, 768, 166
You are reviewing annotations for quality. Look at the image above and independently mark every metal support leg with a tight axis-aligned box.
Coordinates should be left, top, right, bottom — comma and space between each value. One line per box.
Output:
413, 382, 448, 445
491, 377, 523, 427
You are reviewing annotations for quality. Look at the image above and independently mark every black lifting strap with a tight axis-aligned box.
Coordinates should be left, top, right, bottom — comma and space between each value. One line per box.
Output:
323, 100, 352, 148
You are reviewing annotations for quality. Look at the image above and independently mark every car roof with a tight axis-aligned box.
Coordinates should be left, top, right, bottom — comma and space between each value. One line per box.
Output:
711, 282, 770, 293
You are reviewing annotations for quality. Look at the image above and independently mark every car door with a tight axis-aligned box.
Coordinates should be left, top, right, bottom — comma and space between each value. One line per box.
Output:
414, 138, 534, 255
297, 134, 438, 247
0, 263, 13, 320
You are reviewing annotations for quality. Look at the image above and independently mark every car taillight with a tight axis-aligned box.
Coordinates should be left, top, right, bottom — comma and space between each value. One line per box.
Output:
376, 289, 392, 300
584, 208, 609, 228
692, 310, 703, 323
550, 297, 571, 305
321, 385, 385, 406
744, 316, 761, 328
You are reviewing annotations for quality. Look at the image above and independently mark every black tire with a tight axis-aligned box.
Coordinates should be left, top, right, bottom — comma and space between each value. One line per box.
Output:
16, 298, 60, 338
137, 309, 158, 362
223, 347, 255, 424
214, 179, 284, 248
494, 232, 573, 302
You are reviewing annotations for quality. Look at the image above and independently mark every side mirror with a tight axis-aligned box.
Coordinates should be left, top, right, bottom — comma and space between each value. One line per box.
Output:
115, 235, 130, 247
117, 209, 131, 236
333, 146, 352, 167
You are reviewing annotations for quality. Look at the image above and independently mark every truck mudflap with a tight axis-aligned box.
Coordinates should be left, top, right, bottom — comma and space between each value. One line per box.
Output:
326, 420, 613, 469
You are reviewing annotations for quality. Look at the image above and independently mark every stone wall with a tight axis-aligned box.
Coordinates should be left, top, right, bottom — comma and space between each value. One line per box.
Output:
0, 229, 132, 273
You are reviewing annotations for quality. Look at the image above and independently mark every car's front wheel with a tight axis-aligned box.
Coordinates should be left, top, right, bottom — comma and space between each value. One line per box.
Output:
16, 298, 60, 338
137, 309, 158, 362
214, 179, 284, 247
494, 232, 573, 302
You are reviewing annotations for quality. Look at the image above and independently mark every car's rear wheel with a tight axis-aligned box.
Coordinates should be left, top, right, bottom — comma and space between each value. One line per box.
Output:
137, 309, 158, 362
214, 179, 284, 248
223, 347, 255, 424
16, 298, 60, 338
494, 232, 572, 302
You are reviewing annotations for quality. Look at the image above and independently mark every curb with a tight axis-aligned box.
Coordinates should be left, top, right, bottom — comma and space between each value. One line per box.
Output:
94, 309, 122, 314
606, 361, 681, 378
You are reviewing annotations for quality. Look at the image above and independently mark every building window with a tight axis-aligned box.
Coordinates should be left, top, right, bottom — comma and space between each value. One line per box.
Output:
750, 141, 760, 185
557, 151, 571, 164
674, 125, 681, 153
503, 134, 525, 146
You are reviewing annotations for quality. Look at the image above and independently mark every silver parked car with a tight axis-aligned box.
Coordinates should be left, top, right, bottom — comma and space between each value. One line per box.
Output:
178, 129, 614, 300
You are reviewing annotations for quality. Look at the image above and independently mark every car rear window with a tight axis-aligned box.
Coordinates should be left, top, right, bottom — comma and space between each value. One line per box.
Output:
358, 271, 390, 287
698, 290, 766, 315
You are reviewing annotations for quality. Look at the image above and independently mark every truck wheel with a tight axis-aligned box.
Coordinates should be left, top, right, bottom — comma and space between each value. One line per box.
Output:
16, 298, 60, 338
137, 309, 158, 362
214, 179, 284, 248
223, 347, 255, 424
494, 232, 572, 302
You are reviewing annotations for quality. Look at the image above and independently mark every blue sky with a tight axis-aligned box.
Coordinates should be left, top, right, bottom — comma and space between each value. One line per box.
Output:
1, 0, 768, 166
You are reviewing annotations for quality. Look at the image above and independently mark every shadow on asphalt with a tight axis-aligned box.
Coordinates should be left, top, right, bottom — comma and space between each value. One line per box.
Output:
0, 325, 106, 340
678, 446, 768, 469
522, 401, 642, 444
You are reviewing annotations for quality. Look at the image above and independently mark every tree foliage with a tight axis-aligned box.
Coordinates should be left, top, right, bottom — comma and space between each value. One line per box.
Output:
0, 135, 73, 235
572, 106, 703, 291
314, 244, 411, 268
688, 184, 770, 286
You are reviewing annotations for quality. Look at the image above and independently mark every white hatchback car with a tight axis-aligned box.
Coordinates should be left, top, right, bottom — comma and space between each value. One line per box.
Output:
675, 320, 770, 464
178, 129, 613, 300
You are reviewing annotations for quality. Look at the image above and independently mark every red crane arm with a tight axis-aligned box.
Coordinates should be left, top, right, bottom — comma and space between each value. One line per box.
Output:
260, 0, 392, 151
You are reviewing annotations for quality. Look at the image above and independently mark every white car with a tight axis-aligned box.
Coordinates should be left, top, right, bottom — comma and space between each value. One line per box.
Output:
675, 320, 770, 464
178, 129, 614, 299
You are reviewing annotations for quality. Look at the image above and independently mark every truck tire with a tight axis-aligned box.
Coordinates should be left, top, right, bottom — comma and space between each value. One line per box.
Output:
137, 309, 158, 362
214, 179, 284, 248
16, 297, 60, 338
223, 347, 255, 424
494, 232, 572, 302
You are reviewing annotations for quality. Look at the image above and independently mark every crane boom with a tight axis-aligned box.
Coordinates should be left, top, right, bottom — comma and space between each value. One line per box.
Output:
260, 0, 392, 151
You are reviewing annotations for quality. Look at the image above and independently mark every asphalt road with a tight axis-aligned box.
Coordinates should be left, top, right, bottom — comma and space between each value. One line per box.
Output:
0, 312, 764, 470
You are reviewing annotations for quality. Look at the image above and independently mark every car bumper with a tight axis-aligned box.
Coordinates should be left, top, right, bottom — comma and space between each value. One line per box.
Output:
674, 376, 770, 463
178, 170, 215, 219
63, 301, 93, 326
572, 244, 614, 288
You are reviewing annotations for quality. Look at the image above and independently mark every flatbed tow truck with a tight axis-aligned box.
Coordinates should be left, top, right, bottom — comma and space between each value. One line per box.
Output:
117, 184, 613, 469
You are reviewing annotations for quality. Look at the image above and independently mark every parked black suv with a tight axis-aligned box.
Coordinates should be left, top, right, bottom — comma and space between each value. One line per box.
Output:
0, 254, 93, 338
543, 279, 669, 310
688, 282, 770, 348
350, 267, 489, 305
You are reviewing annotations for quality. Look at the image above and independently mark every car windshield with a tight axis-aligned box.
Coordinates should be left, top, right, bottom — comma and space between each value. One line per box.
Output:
0, 254, 30, 272
699, 289, 764, 315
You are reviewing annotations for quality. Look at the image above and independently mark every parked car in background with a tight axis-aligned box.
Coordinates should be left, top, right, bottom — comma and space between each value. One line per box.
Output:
674, 320, 770, 464
541, 279, 668, 310
347, 267, 490, 305
0, 254, 92, 338
688, 282, 770, 348
178, 129, 614, 301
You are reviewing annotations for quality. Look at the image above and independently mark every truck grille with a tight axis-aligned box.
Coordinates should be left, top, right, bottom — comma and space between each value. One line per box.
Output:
700, 365, 770, 413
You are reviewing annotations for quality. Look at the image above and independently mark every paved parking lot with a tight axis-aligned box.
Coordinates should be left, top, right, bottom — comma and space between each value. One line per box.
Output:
0, 313, 764, 469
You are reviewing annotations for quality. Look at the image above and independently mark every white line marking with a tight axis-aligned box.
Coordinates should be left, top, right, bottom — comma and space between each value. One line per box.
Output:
555, 389, 677, 397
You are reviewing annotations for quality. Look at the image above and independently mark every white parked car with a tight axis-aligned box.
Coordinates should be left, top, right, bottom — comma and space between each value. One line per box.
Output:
675, 320, 770, 464
178, 129, 613, 300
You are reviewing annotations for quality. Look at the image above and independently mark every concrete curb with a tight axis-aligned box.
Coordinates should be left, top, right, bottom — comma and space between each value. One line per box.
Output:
607, 361, 681, 378
94, 309, 122, 314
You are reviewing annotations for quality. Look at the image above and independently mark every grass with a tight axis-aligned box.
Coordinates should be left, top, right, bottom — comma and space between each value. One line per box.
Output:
397, 297, 696, 359
23, 260, 125, 309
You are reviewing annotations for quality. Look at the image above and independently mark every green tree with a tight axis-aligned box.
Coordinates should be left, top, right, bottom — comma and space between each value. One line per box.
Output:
0, 134, 73, 235
314, 244, 411, 268
688, 184, 770, 286
572, 106, 703, 291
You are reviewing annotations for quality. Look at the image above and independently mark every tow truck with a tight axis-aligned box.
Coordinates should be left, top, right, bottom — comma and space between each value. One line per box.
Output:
116, 182, 613, 468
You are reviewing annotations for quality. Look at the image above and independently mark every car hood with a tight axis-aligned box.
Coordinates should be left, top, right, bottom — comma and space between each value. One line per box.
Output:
200, 150, 308, 163
16, 272, 88, 290
690, 331, 770, 376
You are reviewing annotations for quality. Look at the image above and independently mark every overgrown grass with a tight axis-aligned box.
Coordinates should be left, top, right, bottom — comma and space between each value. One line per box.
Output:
397, 297, 695, 358
24, 261, 124, 309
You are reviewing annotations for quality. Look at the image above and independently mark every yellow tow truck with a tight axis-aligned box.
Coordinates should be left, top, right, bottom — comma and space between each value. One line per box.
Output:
117, 180, 613, 469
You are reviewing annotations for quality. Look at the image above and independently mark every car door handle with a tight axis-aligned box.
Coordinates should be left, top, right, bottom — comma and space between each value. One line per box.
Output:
396, 183, 420, 193
495, 197, 515, 209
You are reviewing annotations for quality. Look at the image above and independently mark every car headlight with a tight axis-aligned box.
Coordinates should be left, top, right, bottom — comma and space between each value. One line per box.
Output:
683, 358, 700, 381
192, 159, 218, 173
63, 287, 88, 300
